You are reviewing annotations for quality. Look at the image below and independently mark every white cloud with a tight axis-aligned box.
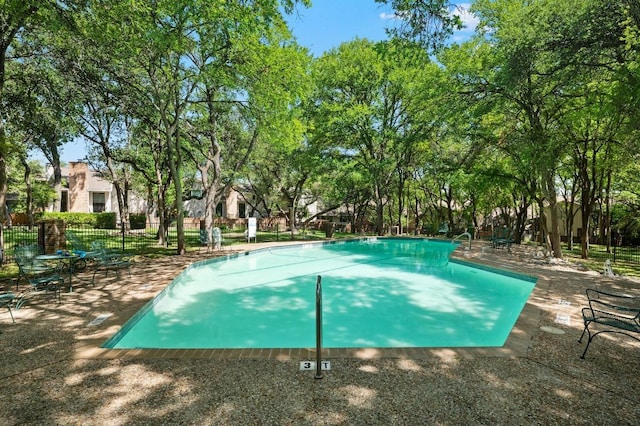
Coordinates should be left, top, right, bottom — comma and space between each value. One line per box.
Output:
378, 3, 479, 41
380, 4, 478, 28
379, 12, 401, 21
455, 3, 479, 31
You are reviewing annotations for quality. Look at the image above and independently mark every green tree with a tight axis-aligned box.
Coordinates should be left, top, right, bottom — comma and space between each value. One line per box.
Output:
73, 0, 311, 253
311, 39, 442, 235
0, 0, 88, 262
376, 0, 464, 51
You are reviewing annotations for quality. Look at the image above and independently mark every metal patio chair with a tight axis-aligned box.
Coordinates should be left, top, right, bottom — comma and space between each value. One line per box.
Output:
0, 292, 17, 323
13, 245, 62, 308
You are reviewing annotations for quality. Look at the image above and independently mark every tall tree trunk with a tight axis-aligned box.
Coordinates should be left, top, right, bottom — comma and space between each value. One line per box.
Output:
145, 184, 155, 224
0, 152, 7, 264
537, 198, 551, 254
544, 172, 563, 258
19, 155, 35, 228
52, 158, 63, 212
445, 185, 454, 238
0, 109, 17, 260
374, 183, 384, 236
396, 173, 406, 234
166, 125, 185, 255
604, 170, 612, 252
155, 162, 167, 246
201, 100, 222, 245
414, 195, 420, 235
289, 203, 296, 238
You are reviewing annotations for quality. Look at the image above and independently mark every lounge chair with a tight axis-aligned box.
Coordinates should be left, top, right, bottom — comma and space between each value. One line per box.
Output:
437, 223, 449, 236
90, 242, 132, 285
66, 231, 101, 271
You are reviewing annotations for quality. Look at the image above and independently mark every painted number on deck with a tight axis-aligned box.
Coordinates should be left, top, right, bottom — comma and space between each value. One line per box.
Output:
299, 361, 331, 371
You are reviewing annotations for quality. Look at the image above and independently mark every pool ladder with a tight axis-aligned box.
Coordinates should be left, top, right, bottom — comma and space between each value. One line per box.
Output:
452, 232, 472, 250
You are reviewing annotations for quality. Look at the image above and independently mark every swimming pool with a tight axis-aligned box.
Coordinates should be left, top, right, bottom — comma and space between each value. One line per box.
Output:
103, 238, 537, 349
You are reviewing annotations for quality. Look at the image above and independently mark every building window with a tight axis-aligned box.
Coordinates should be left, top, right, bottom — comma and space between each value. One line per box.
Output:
61, 191, 68, 212
92, 192, 106, 213
238, 202, 246, 219
215, 202, 223, 217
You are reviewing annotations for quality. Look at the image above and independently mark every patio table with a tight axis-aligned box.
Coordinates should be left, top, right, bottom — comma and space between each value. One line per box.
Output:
35, 253, 79, 292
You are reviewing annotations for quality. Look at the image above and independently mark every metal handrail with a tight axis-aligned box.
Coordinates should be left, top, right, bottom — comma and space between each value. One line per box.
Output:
452, 232, 472, 250
315, 275, 323, 379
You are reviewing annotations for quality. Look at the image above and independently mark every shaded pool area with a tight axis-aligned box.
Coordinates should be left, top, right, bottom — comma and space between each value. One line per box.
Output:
104, 238, 536, 350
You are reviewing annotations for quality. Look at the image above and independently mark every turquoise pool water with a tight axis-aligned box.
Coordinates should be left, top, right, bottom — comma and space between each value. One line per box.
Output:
103, 238, 536, 349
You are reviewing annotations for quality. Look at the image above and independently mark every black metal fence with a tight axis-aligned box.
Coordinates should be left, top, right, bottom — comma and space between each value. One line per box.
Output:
7, 220, 636, 266
611, 245, 640, 264
566, 244, 640, 265
1, 221, 325, 264
2, 222, 207, 264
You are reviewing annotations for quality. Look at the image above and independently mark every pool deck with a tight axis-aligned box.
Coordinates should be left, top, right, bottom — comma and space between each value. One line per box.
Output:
2, 239, 639, 424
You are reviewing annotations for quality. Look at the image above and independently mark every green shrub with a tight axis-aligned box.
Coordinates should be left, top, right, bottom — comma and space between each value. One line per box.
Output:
95, 212, 117, 229
130, 213, 147, 229
42, 212, 96, 226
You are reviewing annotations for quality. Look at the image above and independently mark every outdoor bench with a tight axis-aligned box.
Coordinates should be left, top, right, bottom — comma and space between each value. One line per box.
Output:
579, 288, 640, 359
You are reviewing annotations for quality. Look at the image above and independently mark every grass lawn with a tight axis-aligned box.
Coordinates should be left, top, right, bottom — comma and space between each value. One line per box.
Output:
0, 229, 354, 282
564, 244, 640, 279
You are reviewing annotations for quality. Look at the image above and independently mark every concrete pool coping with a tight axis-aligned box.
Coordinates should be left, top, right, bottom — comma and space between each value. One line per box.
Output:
72, 239, 543, 362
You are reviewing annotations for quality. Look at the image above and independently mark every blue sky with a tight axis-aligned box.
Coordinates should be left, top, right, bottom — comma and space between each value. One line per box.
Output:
286, 1, 479, 57
55, 2, 478, 163
285, 0, 392, 56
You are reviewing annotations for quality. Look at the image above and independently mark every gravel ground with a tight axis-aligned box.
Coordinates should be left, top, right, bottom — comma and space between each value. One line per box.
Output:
1, 240, 639, 425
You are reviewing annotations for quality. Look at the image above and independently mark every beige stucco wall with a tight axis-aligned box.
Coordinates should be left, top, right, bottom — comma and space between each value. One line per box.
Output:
183, 188, 246, 219
545, 202, 584, 237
